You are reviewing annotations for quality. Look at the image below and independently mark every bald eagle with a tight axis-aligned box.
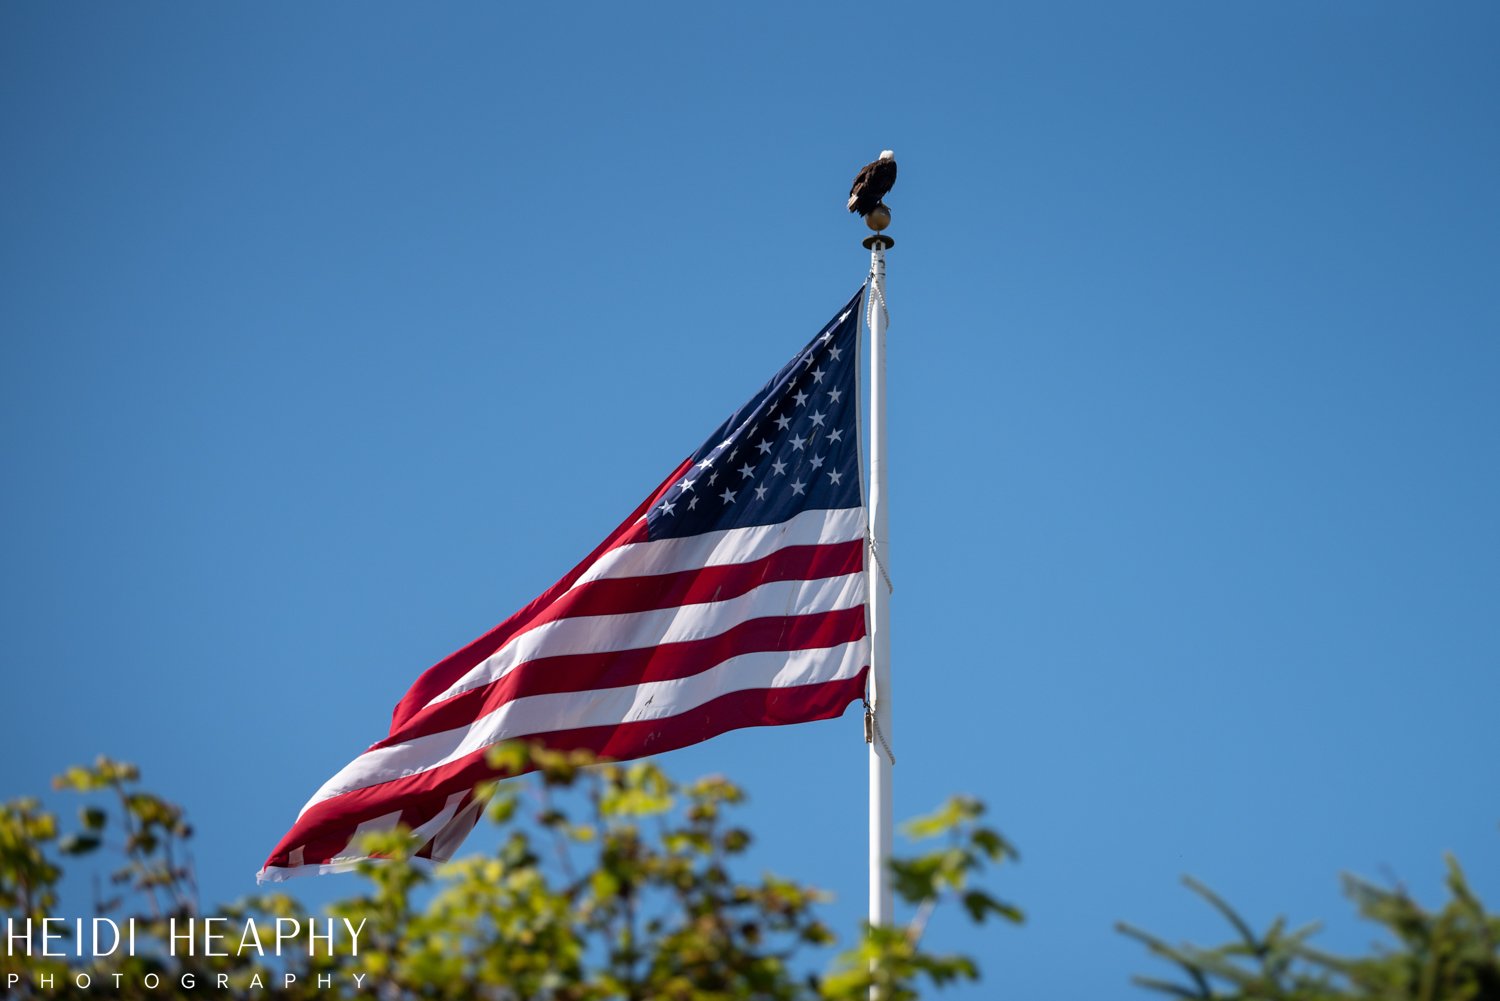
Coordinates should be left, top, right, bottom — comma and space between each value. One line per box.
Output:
847, 150, 897, 216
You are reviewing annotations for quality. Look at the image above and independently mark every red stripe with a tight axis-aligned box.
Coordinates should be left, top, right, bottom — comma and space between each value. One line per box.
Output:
377, 606, 868, 748
262, 670, 867, 871
522, 538, 863, 626
387, 459, 690, 732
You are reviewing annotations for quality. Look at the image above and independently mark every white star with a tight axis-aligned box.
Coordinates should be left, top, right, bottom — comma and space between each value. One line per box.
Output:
829, 346, 843, 361
696, 457, 714, 470
719, 487, 737, 505
754, 484, 768, 500
729, 448, 738, 461
738, 462, 755, 479
680, 477, 696, 493
719, 439, 733, 449
811, 367, 826, 384
658, 499, 676, 515
827, 428, 843, 444
775, 414, 791, 431
809, 410, 826, 428
709, 471, 719, 485
827, 388, 843, 404
790, 479, 806, 496
755, 438, 772, 455
828, 469, 843, 485
810, 454, 825, 470
771, 458, 787, 476
793, 390, 809, 407
790, 434, 807, 451
802, 354, 815, 368
688, 496, 699, 510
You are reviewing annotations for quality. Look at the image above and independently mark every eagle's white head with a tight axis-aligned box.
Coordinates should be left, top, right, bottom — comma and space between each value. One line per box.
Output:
879, 150, 895, 160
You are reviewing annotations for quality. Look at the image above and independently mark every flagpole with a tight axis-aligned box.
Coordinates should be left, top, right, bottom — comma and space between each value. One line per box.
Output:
862, 211, 895, 933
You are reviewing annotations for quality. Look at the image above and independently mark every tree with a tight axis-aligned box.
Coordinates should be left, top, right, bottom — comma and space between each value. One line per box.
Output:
1, 747, 1022, 1000
1120, 862, 1500, 1001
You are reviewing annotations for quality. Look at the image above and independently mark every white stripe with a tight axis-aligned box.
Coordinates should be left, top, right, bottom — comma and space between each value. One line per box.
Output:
302, 638, 867, 812
409, 790, 470, 844
431, 566, 866, 706
257, 855, 440, 884
429, 797, 484, 862
573, 506, 865, 589
334, 810, 402, 862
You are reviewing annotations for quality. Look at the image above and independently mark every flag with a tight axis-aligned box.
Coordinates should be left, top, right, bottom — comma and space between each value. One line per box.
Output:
258, 287, 870, 881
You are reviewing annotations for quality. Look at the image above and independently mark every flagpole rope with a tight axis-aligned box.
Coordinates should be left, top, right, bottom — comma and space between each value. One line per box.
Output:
865, 248, 893, 601
866, 261, 890, 331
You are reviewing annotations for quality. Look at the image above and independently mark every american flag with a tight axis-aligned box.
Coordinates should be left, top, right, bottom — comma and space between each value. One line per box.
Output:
259, 288, 870, 880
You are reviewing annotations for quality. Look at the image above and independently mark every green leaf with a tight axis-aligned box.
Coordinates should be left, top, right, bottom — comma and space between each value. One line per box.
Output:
970, 828, 1016, 863
591, 869, 621, 901
961, 890, 1024, 925
901, 796, 983, 840
59, 833, 101, 856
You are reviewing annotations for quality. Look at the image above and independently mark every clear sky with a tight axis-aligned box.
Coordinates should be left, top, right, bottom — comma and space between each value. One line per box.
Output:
3, 3, 1497, 997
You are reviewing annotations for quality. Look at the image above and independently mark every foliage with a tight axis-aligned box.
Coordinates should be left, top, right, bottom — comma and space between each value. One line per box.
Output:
1120, 860, 1500, 1001
0, 749, 1022, 1000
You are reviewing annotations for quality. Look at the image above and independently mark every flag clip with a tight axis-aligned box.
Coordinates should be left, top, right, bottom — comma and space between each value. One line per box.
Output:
867, 536, 894, 593
862, 697, 895, 764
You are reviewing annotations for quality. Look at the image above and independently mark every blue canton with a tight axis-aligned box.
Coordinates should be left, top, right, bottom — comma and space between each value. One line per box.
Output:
646, 287, 865, 541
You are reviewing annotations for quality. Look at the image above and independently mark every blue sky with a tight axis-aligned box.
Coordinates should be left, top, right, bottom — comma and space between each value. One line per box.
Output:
3, 3, 1497, 997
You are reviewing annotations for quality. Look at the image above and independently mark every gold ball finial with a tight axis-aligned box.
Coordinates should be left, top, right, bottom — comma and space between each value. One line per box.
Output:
861, 202, 894, 249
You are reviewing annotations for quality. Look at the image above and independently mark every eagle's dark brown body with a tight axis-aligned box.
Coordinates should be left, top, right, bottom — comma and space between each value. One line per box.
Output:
847, 153, 897, 216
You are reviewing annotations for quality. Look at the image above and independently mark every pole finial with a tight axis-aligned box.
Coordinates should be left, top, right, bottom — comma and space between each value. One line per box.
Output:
861, 202, 894, 250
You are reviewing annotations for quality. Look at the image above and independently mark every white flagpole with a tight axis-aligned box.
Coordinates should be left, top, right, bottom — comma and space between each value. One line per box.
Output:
863, 217, 894, 931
